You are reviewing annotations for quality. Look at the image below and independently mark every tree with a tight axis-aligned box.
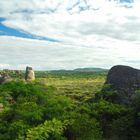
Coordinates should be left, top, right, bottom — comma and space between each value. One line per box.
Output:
25, 119, 67, 140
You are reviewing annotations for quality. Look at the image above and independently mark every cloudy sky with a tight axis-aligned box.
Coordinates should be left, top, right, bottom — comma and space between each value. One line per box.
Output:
0, 0, 140, 70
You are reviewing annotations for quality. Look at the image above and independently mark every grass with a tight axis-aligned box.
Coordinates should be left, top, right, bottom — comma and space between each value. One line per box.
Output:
1, 70, 107, 101
36, 72, 106, 101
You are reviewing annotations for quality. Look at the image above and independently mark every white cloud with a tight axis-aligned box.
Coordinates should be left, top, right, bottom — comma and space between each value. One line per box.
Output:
0, 0, 140, 69
0, 35, 139, 70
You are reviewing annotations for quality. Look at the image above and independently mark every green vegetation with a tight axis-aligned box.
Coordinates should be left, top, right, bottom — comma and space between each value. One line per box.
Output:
0, 71, 140, 139
36, 71, 106, 101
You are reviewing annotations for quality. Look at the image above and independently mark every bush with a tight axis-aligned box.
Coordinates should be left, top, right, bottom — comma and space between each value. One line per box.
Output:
25, 119, 67, 140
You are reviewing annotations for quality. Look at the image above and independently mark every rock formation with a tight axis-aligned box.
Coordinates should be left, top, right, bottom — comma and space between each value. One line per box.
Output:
0, 74, 12, 84
104, 65, 140, 105
25, 66, 35, 81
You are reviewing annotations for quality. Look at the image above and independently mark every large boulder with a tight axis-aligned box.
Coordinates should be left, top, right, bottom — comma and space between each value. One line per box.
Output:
25, 66, 35, 81
104, 65, 140, 105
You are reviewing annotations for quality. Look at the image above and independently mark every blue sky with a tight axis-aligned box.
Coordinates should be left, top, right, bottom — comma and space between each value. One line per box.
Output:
0, 18, 58, 42
0, 0, 140, 70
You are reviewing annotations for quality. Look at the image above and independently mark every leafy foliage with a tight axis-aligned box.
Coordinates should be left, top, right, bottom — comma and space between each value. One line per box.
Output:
26, 119, 67, 140
0, 72, 140, 140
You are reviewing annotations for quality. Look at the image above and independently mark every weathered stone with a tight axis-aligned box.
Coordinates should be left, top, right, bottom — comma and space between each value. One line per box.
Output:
0, 74, 12, 84
25, 66, 35, 81
105, 65, 140, 105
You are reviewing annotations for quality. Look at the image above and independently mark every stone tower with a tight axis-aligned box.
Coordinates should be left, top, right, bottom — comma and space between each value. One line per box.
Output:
25, 66, 35, 81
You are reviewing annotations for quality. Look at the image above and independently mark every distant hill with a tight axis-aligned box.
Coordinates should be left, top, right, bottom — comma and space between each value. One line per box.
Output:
73, 67, 108, 72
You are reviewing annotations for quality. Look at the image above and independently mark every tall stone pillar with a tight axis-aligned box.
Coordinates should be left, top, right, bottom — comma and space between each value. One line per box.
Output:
25, 66, 35, 81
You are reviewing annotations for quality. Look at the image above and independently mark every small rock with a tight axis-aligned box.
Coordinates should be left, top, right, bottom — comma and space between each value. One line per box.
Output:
0, 74, 12, 84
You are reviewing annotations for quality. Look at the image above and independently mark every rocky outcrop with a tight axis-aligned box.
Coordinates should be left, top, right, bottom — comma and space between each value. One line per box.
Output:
25, 66, 35, 81
0, 74, 12, 84
106, 65, 140, 92
104, 65, 140, 105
